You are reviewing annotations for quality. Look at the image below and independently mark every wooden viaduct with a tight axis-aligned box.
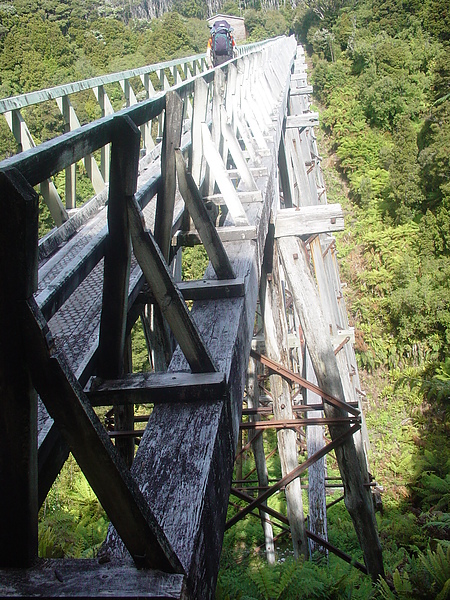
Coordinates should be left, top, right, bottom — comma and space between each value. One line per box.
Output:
0, 36, 384, 598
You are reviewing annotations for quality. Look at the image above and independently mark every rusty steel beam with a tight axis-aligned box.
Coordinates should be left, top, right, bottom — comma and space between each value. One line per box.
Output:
250, 349, 360, 417
225, 423, 361, 529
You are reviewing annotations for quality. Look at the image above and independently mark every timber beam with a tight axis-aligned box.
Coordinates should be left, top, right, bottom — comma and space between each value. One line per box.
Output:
289, 85, 314, 96
85, 371, 228, 406
286, 113, 319, 128
175, 225, 257, 246
274, 204, 345, 238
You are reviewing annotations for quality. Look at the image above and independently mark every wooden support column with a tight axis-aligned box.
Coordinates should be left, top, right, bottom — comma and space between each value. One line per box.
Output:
277, 236, 384, 580
305, 347, 328, 555
0, 168, 39, 567
190, 77, 209, 187
260, 240, 308, 560
154, 91, 184, 263
97, 114, 140, 466
247, 356, 275, 564
153, 91, 184, 370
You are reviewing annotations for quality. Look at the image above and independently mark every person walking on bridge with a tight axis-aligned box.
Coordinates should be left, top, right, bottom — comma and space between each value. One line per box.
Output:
206, 19, 237, 68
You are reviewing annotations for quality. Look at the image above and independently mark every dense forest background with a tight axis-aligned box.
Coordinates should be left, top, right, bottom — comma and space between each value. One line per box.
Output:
1, 0, 449, 596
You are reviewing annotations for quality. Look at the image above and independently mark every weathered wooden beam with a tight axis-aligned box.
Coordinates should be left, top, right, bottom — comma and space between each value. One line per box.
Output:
23, 297, 183, 574
274, 204, 344, 238
127, 195, 217, 374
290, 85, 313, 96
0, 559, 185, 598
205, 190, 263, 205
97, 115, 139, 379
277, 236, 384, 581
260, 242, 308, 559
175, 225, 256, 247
0, 168, 39, 567
137, 278, 245, 303
201, 123, 249, 227
97, 114, 140, 465
177, 277, 245, 300
286, 113, 319, 129
175, 148, 235, 280
154, 91, 184, 262
85, 371, 227, 406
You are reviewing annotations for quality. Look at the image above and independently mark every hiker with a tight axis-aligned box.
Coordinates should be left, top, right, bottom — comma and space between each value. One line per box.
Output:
206, 19, 237, 68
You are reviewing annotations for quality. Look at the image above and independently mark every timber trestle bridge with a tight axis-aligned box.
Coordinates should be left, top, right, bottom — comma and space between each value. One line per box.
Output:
0, 36, 384, 598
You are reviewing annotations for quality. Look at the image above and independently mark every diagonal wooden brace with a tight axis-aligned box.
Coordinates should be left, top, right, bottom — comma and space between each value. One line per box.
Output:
175, 148, 235, 280
127, 195, 217, 374
23, 297, 184, 574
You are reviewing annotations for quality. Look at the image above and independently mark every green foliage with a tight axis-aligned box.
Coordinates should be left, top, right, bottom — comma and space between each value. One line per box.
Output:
182, 245, 208, 280
217, 555, 374, 599
39, 454, 109, 559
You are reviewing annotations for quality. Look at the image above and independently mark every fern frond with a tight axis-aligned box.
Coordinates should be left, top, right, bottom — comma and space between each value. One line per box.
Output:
420, 544, 450, 589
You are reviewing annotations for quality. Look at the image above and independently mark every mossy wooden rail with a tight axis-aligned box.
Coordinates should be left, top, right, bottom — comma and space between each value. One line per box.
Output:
0, 37, 384, 598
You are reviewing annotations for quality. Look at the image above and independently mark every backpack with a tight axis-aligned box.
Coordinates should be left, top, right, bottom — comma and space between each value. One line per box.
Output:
211, 20, 233, 58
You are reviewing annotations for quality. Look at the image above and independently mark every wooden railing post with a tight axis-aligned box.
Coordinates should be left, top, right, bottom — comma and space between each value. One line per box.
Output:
0, 168, 39, 566
97, 114, 140, 466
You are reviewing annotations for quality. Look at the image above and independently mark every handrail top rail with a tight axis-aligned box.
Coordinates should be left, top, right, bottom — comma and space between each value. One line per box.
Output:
0, 38, 278, 115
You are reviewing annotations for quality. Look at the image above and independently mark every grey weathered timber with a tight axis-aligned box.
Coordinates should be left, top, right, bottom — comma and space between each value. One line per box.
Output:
176, 277, 245, 300
127, 195, 217, 374
274, 204, 344, 238
175, 225, 257, 246
305, 348, 328, 554
290, 85, 314, 95
154, 92, 184, 263
102, 37, 298, 599
246, 357, 276, 564
85, 371, 227, 406
190, 77, 209, 186
175, 149, 235, 280
260, 242, 308, 560
201, 123, 249, 227
97, 115, 140, 465
98, 116, 139, 378
23, 297, 183, 574
277, 236, 384, 580
137, 277, 245, 303
0, 559, 184, 598
0, 169, 38, 567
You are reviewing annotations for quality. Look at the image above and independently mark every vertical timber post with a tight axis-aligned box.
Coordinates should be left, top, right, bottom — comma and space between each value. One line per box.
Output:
97, 115, 140, 467
278, 236, 384, 580
247, 356, 276, 564
260, 238, 308, 560
153, 91, 184, 368
0, 168, 39, 566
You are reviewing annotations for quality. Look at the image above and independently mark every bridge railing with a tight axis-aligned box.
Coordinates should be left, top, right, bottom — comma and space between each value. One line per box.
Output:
0, 39, 275, 227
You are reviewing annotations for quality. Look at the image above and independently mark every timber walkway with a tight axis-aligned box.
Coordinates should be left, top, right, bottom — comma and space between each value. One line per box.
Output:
0, 36, 384, 598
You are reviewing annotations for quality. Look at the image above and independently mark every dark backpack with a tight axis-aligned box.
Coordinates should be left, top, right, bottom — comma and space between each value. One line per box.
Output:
211, 20, 233, 57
